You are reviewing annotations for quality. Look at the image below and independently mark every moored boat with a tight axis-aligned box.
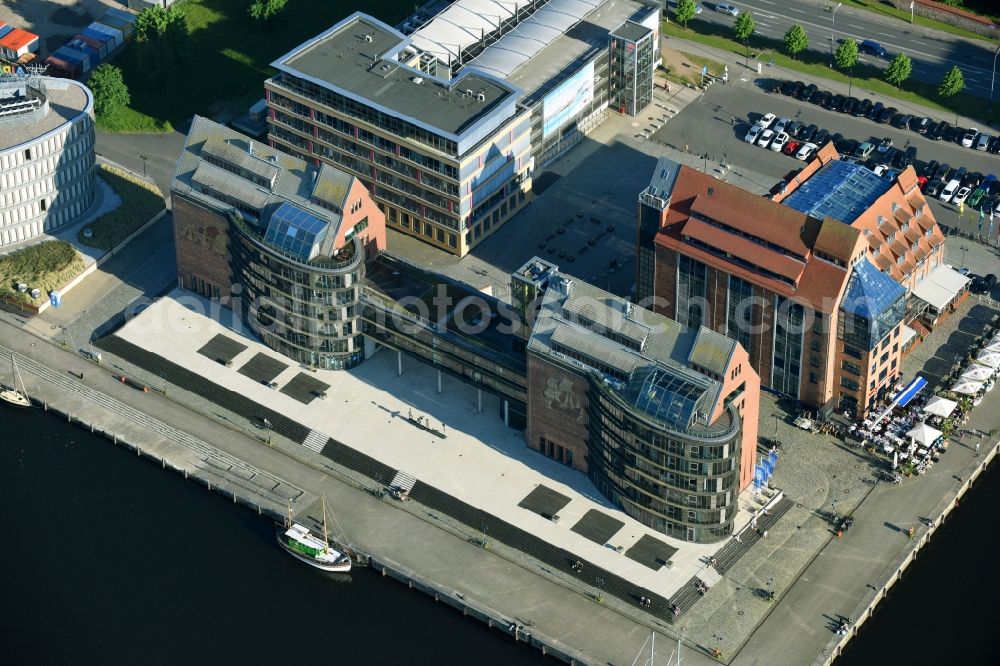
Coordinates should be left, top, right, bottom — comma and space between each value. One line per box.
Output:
0, 353, 30, 408
277, 496, 352, 572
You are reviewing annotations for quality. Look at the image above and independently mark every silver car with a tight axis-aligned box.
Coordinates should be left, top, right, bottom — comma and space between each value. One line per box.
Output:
716, 3, 740, 16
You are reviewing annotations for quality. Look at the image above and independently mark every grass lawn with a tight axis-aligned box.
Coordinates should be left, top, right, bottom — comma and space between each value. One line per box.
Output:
79, 165, 166, 251
662, 19, 999, 126
0, 241, 85, 307
114, 0, 415, 131
95, 105, 172, 133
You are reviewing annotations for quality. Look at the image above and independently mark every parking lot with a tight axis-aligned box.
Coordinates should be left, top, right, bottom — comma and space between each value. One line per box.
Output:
651, 79, 1000, 241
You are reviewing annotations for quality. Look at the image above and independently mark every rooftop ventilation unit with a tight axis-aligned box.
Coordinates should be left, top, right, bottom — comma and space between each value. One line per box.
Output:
412, 76, 423, 84
477, 92, 486, 102
364, 33, 373, 43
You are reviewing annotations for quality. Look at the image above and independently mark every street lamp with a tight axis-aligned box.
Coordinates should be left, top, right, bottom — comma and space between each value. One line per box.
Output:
990, 43, 1000, 115
960, 245, 968, 267
139, 154, 148, 178
829, 3, 842, 65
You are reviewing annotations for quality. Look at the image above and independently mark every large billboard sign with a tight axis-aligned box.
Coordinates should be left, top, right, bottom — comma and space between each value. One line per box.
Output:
542, 61, 594, 139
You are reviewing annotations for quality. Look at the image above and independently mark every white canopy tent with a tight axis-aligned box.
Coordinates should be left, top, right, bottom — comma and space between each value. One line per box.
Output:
912, 264, 970, 312
951, 379, 984, 394
907, 423, 942, 447
975, 351, 1000, 368
960, 365, 994, 382
922, 396, 958, 418
984, 341, 1000, 354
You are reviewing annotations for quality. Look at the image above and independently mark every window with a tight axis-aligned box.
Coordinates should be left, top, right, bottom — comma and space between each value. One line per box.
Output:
842, 360, 862, 376
40, 199, 47, 212
841, 377, 859, 391
809, 371, 818, 384
23, 149, 31, 161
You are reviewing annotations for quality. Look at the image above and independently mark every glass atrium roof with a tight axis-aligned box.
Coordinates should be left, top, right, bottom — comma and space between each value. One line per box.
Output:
783, 160, 891, 224
624, 365, 707, 430
264, 202, 330, 261
842, 257, 905, 319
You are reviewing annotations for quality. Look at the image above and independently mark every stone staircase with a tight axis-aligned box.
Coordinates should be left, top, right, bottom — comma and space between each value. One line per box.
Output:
303, 429, 328, 453
389, 470, 418, 493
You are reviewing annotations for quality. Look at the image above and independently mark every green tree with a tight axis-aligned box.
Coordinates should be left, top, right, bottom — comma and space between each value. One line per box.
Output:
673, 0, 698, 28
834, 38, 858, 70
87, 64, 130, 120
249, 0, 288, 22
938, 65, 965, 98
782, 24, 808, 60
884, 52, 912, 87
133, 5, 188, 77
733, 12, 756, 70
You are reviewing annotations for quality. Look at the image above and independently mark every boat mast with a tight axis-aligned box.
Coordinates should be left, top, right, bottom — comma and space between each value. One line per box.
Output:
322, 495, 330, 549
286, 499, 292, 529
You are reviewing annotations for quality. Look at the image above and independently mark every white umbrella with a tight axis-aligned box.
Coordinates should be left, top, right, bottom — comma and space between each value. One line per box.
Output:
892, 450, 899, 470
923, 396, 958, 418
906, 423, 942, 446
961, 365, 994, 382
985, 341, 1000, 354
975, 351, 1000, 368
951, 379, 984, 395
991, 333, 1000, 347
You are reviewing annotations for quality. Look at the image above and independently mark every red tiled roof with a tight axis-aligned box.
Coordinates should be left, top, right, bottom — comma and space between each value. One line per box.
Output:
680, 216, 806, 282
794, 258, 850, 312
814, 217, 862, 261
660, 166, 819, 257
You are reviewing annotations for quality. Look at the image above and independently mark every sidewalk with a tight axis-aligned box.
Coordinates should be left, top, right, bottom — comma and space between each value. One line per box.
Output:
665, 35, 994, 132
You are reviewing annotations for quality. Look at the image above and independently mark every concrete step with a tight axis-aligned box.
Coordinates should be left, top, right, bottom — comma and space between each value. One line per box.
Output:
390, 470, 417, 492
303, 429, 328, 453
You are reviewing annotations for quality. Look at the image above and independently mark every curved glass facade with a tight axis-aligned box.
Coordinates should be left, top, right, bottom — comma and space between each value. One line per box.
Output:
587, 379, 742, 544
229, 216, 366, 370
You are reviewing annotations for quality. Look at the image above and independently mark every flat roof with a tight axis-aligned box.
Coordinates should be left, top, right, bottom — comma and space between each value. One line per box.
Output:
272, 13, 518, 139
0, 78, 91, 153
610, 20, 651, 43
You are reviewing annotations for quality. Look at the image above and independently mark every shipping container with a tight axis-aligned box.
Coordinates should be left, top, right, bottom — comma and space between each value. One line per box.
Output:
45, 55, 81, 79
87, 22, 123, 50
0, 24, 11, 40
81, 27, 114, 49
54, 46, 92, 74
67, 39, 101, 65
97, 15, 133, 40
103, 8, 138, 27
73, 34, 109, 60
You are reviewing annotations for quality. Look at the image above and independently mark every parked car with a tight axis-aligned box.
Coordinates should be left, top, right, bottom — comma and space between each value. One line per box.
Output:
976, 132, 992, 150
799, 124, 818, 142
835, 95, 850, 113
877, 137, 893, 153
855, 98, 872, 117
757, 128, 775, 147
912, 117, 932, 134
781, 80, 800, 96
952, 186, 972, 206
826, 94, 843, 110
867, 101, 884, 120
962, 171, 983, 188
895, 146, 917, 168
770, 131, 790, 152
783, 139, 802, 156
880, 147, 900, 167
839, 138, 859, 156
745, 125, 763, 143
932, 162, 951, 182
796, 142, 819, 160
855, 142, 875, 159
859, 39, 888, 58
968, 187, 986, 208
944, 125, 962, 143
774, 117, 791, 134
813, 128, 830, 146
962, 128, 979, 148
988, 136, 1000, 154
716, 3, 740, 16
924, 180, 945, 198
971, 274, 997, 294
842, 97, 859, 115
954, 166, 968, 183
940, 178, 961, 201
892, 114, 913, 129
921, 160, 939, 179
757, 112, 778, 128
930, 120, 949, 141
799, 83, 818, 101
785, 120, 803, 138
877, 107, 897, 124
810, 89, 829, 106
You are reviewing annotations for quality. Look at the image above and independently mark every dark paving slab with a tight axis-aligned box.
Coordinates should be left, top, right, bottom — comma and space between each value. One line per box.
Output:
517, 484, 571, 519
625, 534, 677, 571
571, 509, 625, 545
238, 352, 288, 384
197, 333, 247, 365
280, 372, 331, 405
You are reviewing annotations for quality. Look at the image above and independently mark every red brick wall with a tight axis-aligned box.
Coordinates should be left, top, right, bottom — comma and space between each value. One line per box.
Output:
652, 243, 677, 318
331, 178, 387, 259
173, 196, 233, 306
526, 353, 590, 473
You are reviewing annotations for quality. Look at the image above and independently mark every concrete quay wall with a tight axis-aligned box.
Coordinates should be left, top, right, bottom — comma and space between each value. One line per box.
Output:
815, 442, 998, 665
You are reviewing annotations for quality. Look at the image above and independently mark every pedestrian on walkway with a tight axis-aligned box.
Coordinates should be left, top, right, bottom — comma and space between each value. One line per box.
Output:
975, 441, 980, 456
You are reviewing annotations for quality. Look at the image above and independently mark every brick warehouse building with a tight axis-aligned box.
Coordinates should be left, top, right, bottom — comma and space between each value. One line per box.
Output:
172, 116, 385, 370
635, 155, 933, 418
517, 258, 760, 543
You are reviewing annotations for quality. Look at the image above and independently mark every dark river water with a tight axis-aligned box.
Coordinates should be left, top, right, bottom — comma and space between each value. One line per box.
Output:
1, 406, 995, 665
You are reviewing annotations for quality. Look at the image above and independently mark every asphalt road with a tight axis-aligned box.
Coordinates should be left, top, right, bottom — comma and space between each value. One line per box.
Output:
95, 129, 188, 199
689, 0, 1000, 99
653, 80, 1000, 239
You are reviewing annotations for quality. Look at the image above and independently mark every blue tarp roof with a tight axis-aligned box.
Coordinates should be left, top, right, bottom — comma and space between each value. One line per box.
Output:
842, 258, 906, 319
783, 160, 892, 224
893, 376, 927, 408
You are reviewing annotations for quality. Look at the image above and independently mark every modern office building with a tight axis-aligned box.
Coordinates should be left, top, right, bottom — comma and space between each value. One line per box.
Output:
637, 156, 917, 417
265, 1, 659, 256
172, 116, 385, 370
0, 74, 95, 247
522, 257, 759, 543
